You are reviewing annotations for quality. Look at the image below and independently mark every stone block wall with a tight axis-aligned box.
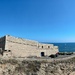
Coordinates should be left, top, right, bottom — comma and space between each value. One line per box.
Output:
38, 43, 54, 49
0, 35, 59, 58
6, 35, 38, 46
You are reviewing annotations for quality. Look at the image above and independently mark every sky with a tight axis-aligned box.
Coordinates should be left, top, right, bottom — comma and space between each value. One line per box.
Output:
0, 0, 75, 42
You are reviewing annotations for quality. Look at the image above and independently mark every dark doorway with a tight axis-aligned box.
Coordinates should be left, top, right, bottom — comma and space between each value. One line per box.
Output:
41, 52, 45, 56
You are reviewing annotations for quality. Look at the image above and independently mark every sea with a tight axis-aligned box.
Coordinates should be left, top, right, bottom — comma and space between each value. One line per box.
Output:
47, 43, 75, 52
52, 43, 75, 52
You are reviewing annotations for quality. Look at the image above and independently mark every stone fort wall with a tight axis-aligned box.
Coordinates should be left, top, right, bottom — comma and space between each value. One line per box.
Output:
0, 35, 59, 58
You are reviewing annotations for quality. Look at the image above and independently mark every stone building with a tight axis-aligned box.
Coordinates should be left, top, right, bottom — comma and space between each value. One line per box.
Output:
0, 35, 59, 58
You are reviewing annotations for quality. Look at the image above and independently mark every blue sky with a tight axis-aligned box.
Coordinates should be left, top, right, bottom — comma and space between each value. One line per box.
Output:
0, 0, 75, 42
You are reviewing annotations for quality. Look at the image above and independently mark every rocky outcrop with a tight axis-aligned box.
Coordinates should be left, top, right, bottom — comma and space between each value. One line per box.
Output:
0, 57, 75, 75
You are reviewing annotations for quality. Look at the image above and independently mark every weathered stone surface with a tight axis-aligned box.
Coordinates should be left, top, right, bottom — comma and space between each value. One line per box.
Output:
0, 57, 75, 75
0, 35, 59, 58
70, 72, 75, 75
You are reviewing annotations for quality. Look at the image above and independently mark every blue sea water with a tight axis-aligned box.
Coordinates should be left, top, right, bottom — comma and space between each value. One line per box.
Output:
52, 43, 75, 52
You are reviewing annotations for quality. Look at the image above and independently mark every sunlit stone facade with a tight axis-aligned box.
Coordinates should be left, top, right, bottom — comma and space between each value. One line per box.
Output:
0, 35, 59, 58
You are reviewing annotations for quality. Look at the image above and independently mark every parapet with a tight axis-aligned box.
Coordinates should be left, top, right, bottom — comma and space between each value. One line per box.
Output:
6, 35, 38, 46
38, 43, 54, 49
